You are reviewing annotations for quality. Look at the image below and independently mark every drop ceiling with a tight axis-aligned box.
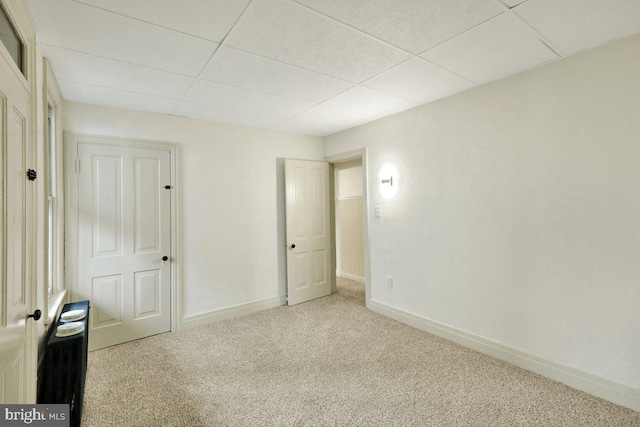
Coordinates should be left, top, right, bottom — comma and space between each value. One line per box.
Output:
26, 0, 640, 137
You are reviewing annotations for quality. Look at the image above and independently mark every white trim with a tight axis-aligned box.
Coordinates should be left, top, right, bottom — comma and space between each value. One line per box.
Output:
368, 299, 640, 412
336, 270, 364, 284
180, 295, 286, 331
64, 132, 181, 332
325, 148, 371, 308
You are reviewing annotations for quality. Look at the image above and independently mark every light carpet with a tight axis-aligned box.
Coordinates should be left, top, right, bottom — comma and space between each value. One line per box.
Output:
82, 278, 639, 426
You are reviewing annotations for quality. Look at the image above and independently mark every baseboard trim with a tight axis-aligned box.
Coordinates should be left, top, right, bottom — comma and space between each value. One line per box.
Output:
368, 299, 640, 412
180, 295, 287, 331
337, 270, 365, 283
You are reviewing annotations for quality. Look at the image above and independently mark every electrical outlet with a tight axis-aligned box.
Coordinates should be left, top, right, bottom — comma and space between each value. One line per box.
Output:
386, 276, 393, 289
374, 206, 381, 217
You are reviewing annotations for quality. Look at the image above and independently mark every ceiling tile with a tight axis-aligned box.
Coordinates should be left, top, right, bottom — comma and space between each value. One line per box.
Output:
174, 101, 284, 128
273, 105, 374, 137
43, 45, 193, 99
294, 0, 503, 54
58, 80, 178, 114
421, 12, 559, 84
515, 0, 640, 55
201, 46, 354, 103
224, 0, 410, 83
502, 0, 527, 7
26, 0, 218, 76
363, 58, 475, 104
184, 79, 314, 118
321, 86, 419, 119
73, 0, 250, 42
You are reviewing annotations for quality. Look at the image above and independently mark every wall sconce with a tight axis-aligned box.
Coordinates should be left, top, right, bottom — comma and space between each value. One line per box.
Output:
379, 164, 398, 199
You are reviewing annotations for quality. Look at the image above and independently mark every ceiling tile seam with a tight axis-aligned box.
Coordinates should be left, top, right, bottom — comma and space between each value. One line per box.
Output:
356, 55, 479, 91
320, 88, 420, 116
69, 0, 222, 43
493, 0, 511, 11
354, 56, 415, 87
56, 78, 186, 101
267, 100, 378, 131
196, 76, 338, 105
290, 0, 508, 61
286, 0, 418, 57
415, 11, 508, 57
168, 0, 256, 115
215, 44, 362, 85
42, 43, 202, 78
194, 0, 364, 107
169, 61, 348, 116
222, 0, 415, 67
509, 8, 565, 57
218, 2, 409, 87
168, 46, 224, 115
215, 0, 255, 47
267, 104, 331, 130
188, 78, 320, 107
350, 83, 425, 106
417, 58, 480, 86
272, 76, 430, 126
176, 98, 294, 121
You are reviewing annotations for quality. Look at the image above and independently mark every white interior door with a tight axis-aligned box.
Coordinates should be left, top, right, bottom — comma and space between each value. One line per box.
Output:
285, 159, 331, 305
77, 143, 171, 350
0, 47, 35, 402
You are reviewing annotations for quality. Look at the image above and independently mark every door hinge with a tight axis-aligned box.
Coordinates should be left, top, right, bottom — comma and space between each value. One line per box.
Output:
75, 159, 80, 174
27, 169, 37, 181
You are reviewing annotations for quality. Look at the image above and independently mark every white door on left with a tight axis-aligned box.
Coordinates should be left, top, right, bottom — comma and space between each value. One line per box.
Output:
76, 142, 172, 350
0, 31, 35, 402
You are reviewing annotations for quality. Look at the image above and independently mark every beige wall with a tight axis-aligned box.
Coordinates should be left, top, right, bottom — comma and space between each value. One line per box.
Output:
325, 34, 640, 405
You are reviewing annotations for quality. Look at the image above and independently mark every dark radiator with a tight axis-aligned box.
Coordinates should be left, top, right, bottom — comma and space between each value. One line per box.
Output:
38, 300, 90, 427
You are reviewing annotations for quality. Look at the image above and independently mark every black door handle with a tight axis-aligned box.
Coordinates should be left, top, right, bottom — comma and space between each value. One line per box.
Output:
27, 309, 42, 321
162, 256, 169, 262
290, 244, 296, 249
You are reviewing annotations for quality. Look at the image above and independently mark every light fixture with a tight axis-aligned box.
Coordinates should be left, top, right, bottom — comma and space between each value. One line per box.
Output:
379, 164, 398, 199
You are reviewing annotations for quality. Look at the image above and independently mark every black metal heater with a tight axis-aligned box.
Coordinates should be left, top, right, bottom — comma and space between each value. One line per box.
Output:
38, 300, 90, 427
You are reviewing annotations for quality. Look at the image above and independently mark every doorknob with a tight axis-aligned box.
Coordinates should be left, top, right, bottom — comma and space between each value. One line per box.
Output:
27, 309, 42, 321
289, 244, 296, 250
162, 256, 169, 262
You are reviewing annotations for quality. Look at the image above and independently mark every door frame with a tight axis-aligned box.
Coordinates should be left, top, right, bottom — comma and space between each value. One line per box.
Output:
326, 149, 370, 307
64, 132, 180, 333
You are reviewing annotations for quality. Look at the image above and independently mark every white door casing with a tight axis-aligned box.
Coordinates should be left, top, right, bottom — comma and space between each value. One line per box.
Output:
0, 32, 34, 403
76, 142, 172, 350
285, 159, 331, 305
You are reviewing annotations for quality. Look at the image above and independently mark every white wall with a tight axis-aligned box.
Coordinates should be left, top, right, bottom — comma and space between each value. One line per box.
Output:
63, 102, 324, 323
336, 159, 363, 199
325, 34, 640, 397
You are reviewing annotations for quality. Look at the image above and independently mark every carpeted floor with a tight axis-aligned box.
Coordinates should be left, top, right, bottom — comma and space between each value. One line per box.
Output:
82, 278, 639, 426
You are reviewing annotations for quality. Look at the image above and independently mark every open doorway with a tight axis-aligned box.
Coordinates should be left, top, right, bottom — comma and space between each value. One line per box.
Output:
327, 151, 369, 307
